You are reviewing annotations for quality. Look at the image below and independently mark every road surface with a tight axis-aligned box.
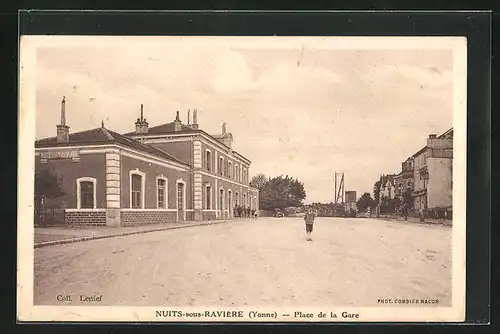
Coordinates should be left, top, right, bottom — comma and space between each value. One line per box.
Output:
34, 217, 452, 306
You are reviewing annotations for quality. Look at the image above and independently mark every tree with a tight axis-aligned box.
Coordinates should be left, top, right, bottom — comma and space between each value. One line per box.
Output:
34, 169, 65, 225
259, 175, 306, 211
402, 189, 414, 209
249, 173, 267, 190
35, 169, 65, 200
356, 192, 376, 212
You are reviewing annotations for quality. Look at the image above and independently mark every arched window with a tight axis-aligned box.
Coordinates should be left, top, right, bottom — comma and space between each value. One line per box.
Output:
205, 184, 212, 210
228, 161, 233, 178
157, 176, 168, 209
130, 170, 146, 209
219, 157, 224, 176
205, 150, 212, 172
76, 177, 96, 209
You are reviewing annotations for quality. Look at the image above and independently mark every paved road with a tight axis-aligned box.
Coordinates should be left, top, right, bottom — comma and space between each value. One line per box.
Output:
34, 218, 452, 307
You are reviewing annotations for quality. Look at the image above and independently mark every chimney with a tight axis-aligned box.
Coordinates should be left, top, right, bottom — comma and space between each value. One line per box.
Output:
174, 111, 182, 131
192, 109, 199, 129
187, 109, 191, 126
429, 134, 437, 139
220, 123, 233, 147
56, 96, 70, 143
135, 104, 149, 134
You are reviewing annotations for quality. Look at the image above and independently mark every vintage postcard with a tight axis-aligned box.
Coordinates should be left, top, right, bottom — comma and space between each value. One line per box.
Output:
18, 35, 466, 322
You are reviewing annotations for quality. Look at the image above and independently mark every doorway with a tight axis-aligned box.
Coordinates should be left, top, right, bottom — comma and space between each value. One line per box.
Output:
177, 182, 185, 221
219, 189, 224, 219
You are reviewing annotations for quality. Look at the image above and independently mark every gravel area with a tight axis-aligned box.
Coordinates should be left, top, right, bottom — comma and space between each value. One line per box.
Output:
34, 217, 452, 307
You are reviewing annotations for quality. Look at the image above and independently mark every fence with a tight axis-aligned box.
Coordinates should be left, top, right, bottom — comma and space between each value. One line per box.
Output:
35, 206, 65, 226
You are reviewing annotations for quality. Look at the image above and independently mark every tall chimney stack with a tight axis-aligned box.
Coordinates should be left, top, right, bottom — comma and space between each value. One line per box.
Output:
174, 111, 182, 131
56, 96, 70, 143
187, 109, 191, 126
60, 96, 66, 125
192, 109, 199, 129
135, 104, 149, 134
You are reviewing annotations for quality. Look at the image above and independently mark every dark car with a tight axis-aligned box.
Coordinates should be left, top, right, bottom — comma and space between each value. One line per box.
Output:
274, 209, 284, 218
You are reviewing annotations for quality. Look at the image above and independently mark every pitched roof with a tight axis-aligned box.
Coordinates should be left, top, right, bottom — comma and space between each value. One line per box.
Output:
124, 122, 195, 135
438, 128, 453, 139
412, 127, 453, 158
124, 121, 251, 164
35, 127, 190, 167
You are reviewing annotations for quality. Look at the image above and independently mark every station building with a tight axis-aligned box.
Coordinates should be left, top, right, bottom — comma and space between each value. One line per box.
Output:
35, 98, 259, 226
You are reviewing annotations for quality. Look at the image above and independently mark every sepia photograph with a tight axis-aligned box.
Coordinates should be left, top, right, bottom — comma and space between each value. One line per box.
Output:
18, 35, 467, 322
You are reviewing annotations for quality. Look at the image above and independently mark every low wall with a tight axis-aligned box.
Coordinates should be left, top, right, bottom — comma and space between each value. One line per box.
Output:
377, 214, 452, 226
121, 210, 177, 226
65, 210, 106, 226
202, 211, 217, 221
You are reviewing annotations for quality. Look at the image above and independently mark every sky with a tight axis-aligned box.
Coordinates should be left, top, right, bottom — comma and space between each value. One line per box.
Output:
33, 37, 455, 204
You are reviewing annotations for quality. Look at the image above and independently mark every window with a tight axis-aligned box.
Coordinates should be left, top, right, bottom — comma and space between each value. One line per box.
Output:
206, 185, 212, 210
157, 178, 167, 209
228, 162, 232, 178
224, 159, 228, 177
80, 182, 94, 208
219, 157, 223, 176
205, 150, 212, 172
177, 183, 184, 210
236, 165, 240, 181
131, 174, 142, 208
76, 177, 96, 209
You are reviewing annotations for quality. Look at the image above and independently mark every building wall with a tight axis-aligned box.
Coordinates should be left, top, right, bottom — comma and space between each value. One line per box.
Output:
120, 155, 192, 210
149, 141, 193, 166
427, 138, 453, 150
35, 152, 107, 209
198, 173, 257, 219
413, 154, 428, 193
199, 141, 250, 183
427, 157, 453, 208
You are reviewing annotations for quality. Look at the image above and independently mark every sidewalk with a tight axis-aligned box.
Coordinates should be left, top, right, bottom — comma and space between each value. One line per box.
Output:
34, 219, 242, 248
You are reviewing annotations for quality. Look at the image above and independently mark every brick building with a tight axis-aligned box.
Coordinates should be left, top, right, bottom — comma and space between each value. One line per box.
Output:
35, 98, 259, 226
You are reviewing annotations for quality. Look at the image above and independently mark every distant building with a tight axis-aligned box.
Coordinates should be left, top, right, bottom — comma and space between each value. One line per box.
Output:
35, 98, 259, 226
394, 157, 415, 198
345, 191, 357, 211
379, 174, 397, 200
412, 129, 453, 212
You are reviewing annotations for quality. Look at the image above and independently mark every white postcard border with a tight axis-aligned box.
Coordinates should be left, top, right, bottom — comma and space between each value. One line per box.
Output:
17, 35, 467, 322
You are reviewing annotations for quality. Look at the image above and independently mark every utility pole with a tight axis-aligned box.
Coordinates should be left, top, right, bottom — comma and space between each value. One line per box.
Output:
334, 171, 337, 205
334, 171, 345, 211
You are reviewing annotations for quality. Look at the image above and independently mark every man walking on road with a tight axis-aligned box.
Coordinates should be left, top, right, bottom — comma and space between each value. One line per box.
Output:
304, 207, 316, 241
